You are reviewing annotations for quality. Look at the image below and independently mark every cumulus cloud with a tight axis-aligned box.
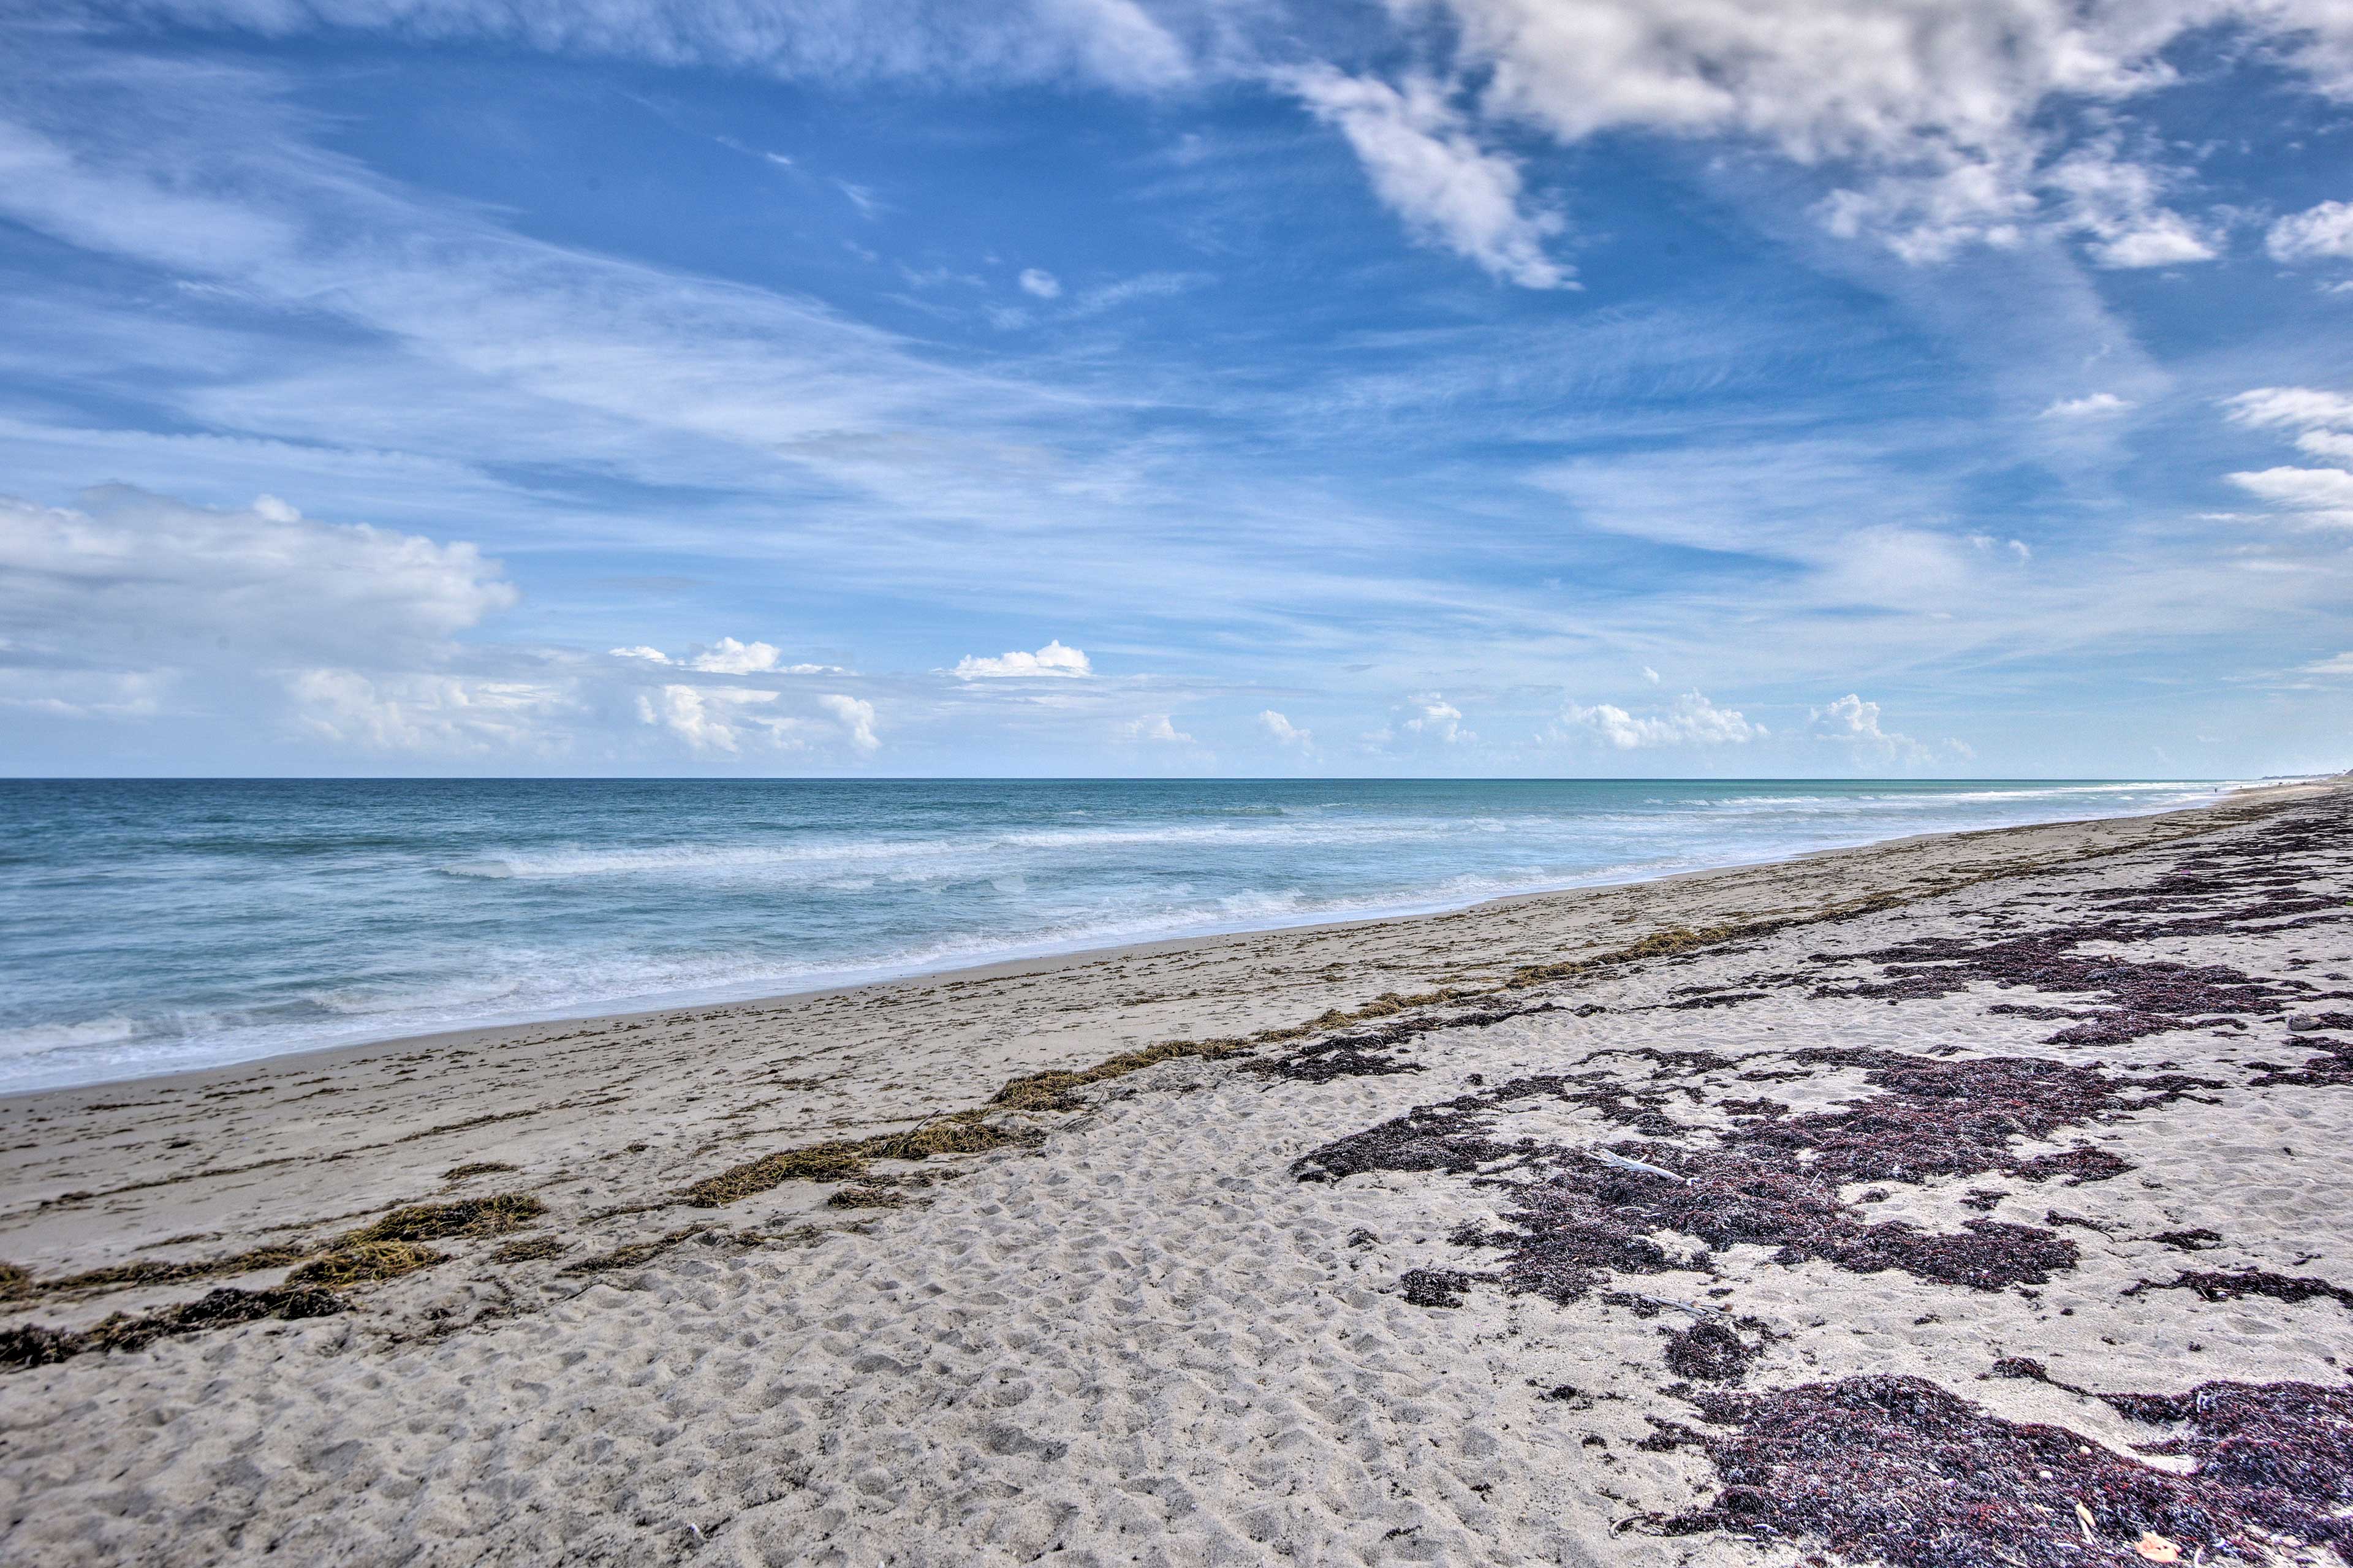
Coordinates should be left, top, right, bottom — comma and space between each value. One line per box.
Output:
953, 638, 1093, 678
0, 486, 514, 672
1289, 67, 1569, 289
634, 684, 781, 753
1119, 712, 1194, 744
607, 638, 838, 673
2040, 392, 2132, 418
2039, 143, 2215, 268
1373, 0, 2341, 268
1560, 690, 1760, 749
1017, 267, 1062, 298
289, 670, 570, 752
1398, 693, 1471, 744
1810, 693, 1928, 759
1258, 708, 1312, 748
690, 637, 786, 674
2268, 200, 2353, 263
819, 692, 881, 751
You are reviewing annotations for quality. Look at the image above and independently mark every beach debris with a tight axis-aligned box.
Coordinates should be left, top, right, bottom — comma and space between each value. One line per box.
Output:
22, 1243, 316, 1300
2148, 1229, 2222, 1252
680, 1115, 1041, 1206
1645, 1374, 2353, 1568
1594, 1148, 1687, 1183
441, 1161, 519, 1181
488, 1236, 568, 1265
1398, 1268, 1479, 1308
287, 1241, 445, 1287
1802, 825, 2343, 1050
340, 1192, 545, 1244
0, 1284, 348, 1371
2137, 1530, 2181, 1561
560, 1225, 714, 1276
2123, 1268, 2353, 1311
1295, 1049, 2204, 1303
1662, 1319, 1766, 1383
7, 1191, 548, 1309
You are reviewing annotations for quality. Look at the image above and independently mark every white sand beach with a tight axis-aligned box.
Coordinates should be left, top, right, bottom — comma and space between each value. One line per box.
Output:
2, 779, 2349, 1566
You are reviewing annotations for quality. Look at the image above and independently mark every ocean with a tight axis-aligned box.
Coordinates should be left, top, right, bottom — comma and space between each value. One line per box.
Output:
0, 776, 2238, 1093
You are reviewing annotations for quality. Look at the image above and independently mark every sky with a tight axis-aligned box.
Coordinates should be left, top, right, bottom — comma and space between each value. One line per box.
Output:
2, 2, 2352, 779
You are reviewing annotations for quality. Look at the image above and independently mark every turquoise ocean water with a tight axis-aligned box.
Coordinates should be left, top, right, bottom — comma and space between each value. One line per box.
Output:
0, 777, 2237, 1093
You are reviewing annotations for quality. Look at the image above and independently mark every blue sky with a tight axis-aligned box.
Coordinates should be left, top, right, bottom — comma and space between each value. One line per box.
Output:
3, 2, 2352, 778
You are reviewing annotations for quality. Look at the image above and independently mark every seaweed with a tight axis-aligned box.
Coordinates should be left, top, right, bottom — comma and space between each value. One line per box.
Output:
680, 1116, 1042, 1207
441, 1161, 519, 1181
1398, 1268, 1479, 1308
1253, 1029, 1428, 1083
337, 1193, 545, 1244
560, 1226, 714, 1274
488, 1236, 568, 1265
1297, 1051, 2202, 1302
2124, 1268, 2353, 1310
1647, 1373, 2353, 1568
1662, 1319, 1765, 1383
286, 1241, 445, 1287
1, 1285, 347, 1371
28, 1244, 315, 1298
2148, 1229, 2222, 1252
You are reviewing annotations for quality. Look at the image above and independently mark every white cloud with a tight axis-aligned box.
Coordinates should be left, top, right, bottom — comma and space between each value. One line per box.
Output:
1561, 689, 1760, 749
2040, 392, 2132, 418
691, 636, 784, 673
2221, 387, 2353, 432
1017, 267, 1062, 299
1119, 711, 1193, 744
634, 684, 780, 753
290, 670, 569, 752
2227, 466, 2353, 526
1810, 693, 1927, 759
1968, 534, 2033, 562
1067, 271, 1203, 316
2299, 651, 2353, 677
2039, 143, 2215, 268
953, 638, 1093, 678
1289, 67, 1569, 289
1640, 666, 1660, 684
2268, 200, 2353, 263
610, 638, 838, 673
2218, 389, 2353, 528
0, 486, 513, 674
1258, 708, 1312, 748
819, 692, 881, 751
1399, 693, 1471, 743
1382, 0, 2353, 268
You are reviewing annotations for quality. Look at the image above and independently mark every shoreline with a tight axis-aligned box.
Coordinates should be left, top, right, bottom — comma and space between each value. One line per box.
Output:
1, 773, 2347, 1564
2, 775, 2286, 1102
